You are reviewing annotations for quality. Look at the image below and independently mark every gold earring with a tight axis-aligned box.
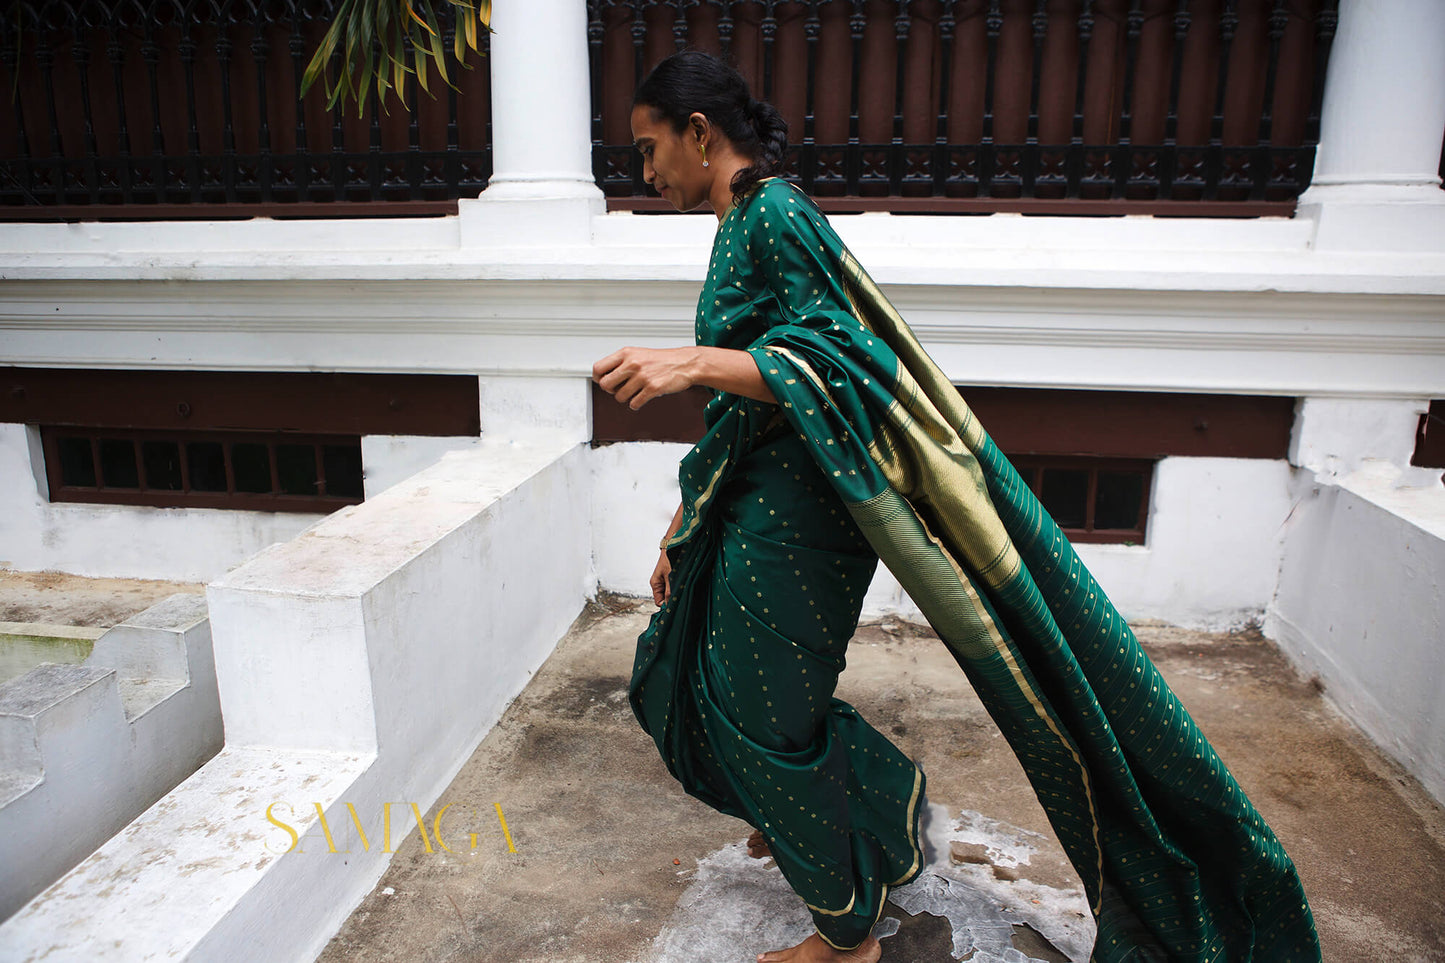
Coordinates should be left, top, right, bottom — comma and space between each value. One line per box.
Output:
700, 144, 709, 168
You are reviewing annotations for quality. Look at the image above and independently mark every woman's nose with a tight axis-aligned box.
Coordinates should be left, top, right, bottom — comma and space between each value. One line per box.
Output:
642, 158, 655, 183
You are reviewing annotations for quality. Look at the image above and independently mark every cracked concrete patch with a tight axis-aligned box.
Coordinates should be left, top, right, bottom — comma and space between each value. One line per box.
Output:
632, 800, 1091, 963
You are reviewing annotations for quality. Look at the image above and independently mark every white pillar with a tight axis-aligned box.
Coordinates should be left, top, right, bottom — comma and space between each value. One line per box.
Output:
458, 0, 603, 246
1298, 0, 1445, 250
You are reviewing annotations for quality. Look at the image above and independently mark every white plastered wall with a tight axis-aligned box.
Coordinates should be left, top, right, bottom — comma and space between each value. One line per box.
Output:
1267, 470, 1445, 804
0, 423, 319, 582
0, 424, 515, 582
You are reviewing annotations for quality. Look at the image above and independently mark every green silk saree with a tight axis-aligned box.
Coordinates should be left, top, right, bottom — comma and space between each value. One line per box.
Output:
630, 179, 1320, 961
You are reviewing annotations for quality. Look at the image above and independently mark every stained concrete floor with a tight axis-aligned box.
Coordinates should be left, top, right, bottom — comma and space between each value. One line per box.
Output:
0, 569, 204, 628
317, 596, 1445, 963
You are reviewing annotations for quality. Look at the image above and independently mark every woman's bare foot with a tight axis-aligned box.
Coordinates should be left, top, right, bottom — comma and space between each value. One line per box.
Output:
747, 830, 772, 859
756, 933, 881, 962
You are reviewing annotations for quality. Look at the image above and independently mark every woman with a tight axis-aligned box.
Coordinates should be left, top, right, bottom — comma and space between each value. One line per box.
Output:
594, 51, 1320, 963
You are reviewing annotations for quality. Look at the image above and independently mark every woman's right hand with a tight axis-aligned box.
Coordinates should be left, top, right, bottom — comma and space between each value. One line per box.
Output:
650, 550, 672, 606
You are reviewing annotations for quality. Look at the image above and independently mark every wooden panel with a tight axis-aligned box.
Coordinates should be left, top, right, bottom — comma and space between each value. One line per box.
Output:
592, 383, 1296, 461
606, 197, 1299, 217
1, 368, 480, 437
960, 387, 1296, 459
592, 382, 711, 444
1412, 400, 1445, 471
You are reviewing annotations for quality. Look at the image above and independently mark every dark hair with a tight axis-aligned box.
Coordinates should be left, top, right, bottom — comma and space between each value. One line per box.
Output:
633, 50, 788, 206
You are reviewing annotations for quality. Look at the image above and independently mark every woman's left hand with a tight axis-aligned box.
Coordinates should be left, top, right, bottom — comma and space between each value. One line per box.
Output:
593, 346, 698, 410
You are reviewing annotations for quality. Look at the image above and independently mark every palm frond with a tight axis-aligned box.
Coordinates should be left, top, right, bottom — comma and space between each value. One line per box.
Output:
300, 0, 492, 117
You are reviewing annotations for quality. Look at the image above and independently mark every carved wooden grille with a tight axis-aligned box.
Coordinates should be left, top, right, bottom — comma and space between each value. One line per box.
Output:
589, 0, 1340, 215
1, 0, 493, 218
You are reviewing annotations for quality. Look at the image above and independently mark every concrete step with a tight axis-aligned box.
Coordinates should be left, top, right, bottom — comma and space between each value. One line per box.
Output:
0, 595, 222, 922
0, 662, 125, 792
87, 594, 208, 688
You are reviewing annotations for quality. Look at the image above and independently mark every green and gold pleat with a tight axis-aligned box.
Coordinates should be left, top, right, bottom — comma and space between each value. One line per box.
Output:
631, 179, 1319, 961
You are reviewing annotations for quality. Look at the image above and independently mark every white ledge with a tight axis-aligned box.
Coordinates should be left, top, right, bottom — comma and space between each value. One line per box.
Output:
0, 204, 1442, 295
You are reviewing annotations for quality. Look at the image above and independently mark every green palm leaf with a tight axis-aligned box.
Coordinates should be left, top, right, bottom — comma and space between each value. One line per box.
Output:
300, 0, 492, 117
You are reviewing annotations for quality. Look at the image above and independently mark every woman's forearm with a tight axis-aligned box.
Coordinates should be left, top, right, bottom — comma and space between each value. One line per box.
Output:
662, 501, 685, 547
593, 344, 775, 410
687, 346, 776, 404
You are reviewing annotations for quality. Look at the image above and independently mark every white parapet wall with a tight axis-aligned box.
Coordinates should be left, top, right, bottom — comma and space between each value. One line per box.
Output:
0, 593, 220, 921
591, 443, 1301, 631
0, 435, 591, 962
1266, 466, 1445, 805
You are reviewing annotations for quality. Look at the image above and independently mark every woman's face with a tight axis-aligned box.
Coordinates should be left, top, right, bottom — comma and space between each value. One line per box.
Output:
631, 104, 711, 212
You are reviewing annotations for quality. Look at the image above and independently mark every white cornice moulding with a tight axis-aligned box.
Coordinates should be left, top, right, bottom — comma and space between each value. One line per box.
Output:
0, 279, 1440, 399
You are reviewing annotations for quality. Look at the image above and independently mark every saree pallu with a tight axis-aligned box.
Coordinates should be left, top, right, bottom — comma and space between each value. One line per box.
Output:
631, 179, 1320, 962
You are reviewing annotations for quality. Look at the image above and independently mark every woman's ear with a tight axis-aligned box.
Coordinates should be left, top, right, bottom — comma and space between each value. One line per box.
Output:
688, 111, 709, 147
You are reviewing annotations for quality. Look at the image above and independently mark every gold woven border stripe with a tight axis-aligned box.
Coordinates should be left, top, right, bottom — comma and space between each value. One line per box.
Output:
847, 487, 1105, 913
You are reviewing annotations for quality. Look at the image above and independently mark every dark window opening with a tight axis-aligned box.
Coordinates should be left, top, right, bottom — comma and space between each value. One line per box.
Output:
41, 427, 365, 513
1010, 455, 1154, 545
1412, 401, 1445, 476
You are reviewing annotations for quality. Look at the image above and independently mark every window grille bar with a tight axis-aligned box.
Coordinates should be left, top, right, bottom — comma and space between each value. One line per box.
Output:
35, 22, 65, 203
288, 8, 310, 202
715, 0, 736, 60
1251, 0, 1291, 201
845, 0, 864, 196
329, 43, 347, 202
1204, 0, 1237, 200
405, 38, 422, 202
217, 12, 238, 204
89, 436, 104, 488
368, 52, 384, 202
761, 1, 778, 102
141, 20, 167, 200
131, 438, 144, 490
978, 0, 1003, 198
1, 28, 35, 203
70, 10, 101, 205
177, 439, 192, 492
888, 1, 909, 196
1065, 0, 1094, 199
1021, 0, 1046, 197
1113, 0, 1145, 198
444, 16, 462, 196
178, 21, 202, 203
252, 8, 274, 204
268, 440, 281, 496
932, 0, 956, 197
630, 2, 648, 195
802, 0, 821, 193
1159, 0, 1192, 197
105, 10, 133, 205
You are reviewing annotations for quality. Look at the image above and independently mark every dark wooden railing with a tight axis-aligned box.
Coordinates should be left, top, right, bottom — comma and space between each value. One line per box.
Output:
3, 0, 1345, 220
590, 0, 1340, 215
0, 0, 492, 219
